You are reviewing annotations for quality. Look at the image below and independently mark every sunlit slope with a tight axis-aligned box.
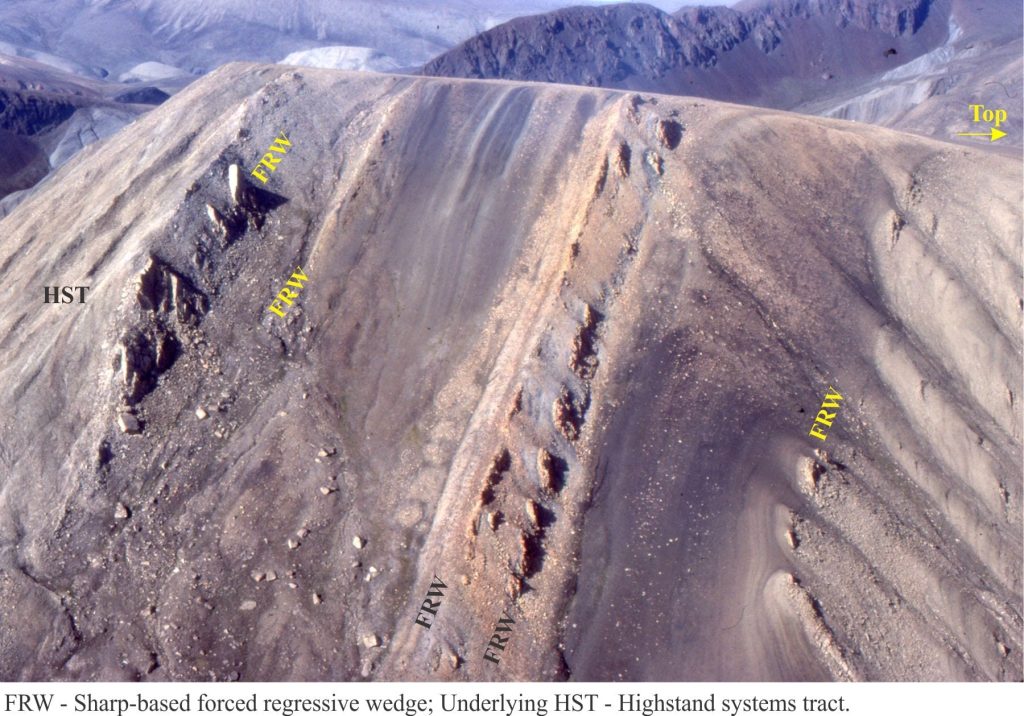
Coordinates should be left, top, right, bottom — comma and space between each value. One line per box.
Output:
0, 64, 1019, 681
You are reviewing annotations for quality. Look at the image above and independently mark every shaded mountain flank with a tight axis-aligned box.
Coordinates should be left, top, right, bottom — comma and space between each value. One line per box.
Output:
423, 0, 1023, 147
0, 53, 155, 208
0, 64, 1020, 682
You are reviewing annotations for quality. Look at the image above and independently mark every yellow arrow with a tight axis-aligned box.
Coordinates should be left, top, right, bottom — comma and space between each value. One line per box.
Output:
957, 127, 1007, 142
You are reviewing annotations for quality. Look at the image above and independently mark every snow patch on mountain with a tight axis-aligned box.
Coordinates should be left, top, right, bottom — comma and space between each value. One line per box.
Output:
0, 0, 595, 79
280, 46, 400, 72
118, 62, 190, 83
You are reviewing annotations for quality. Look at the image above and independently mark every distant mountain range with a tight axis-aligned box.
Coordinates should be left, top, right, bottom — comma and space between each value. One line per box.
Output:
0, 0, 655, 77
425, 0, 947, 94
423, 0, 1022, 146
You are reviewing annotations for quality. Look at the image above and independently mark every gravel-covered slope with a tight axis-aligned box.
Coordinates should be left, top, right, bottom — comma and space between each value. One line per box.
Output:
0, 64, 1019, 681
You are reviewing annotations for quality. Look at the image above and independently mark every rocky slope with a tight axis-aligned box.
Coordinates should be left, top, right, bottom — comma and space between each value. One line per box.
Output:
424, 0, 1022, 148
0, 64, 1019, 682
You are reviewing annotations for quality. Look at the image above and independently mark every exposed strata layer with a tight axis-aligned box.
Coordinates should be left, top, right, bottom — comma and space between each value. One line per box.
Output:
0, 64, 1019, 681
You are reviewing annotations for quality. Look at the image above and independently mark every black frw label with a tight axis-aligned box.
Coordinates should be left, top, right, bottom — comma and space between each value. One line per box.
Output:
413, 575, 447, 629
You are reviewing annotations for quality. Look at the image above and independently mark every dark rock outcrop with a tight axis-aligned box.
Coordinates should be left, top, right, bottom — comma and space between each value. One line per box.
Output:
114, 86, 170, 105
0, 55, 152, 206
0, 87, 76, 134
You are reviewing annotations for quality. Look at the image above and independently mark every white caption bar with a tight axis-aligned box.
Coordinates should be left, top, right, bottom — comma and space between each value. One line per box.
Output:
1, 682, 1020, 716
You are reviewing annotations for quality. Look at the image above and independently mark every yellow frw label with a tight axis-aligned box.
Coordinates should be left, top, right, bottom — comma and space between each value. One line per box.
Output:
267, 266, 310, 318
251, 131, 292, 184
809, 385, 843, 441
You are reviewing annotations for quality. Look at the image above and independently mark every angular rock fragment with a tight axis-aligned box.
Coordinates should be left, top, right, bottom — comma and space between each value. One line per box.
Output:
135, 256, 206, 325
228, 164, 243, 205
646, 150, 664, 175
361, 634, 380, 648
487, 511, 502, 530
657, 119, 683, 150
117, 327, 178, 405
205, 203, 227, 235
616, 142, 631, 177
117, 413, 141, 434
537, 448, 566, 493
524, 499, 540, 529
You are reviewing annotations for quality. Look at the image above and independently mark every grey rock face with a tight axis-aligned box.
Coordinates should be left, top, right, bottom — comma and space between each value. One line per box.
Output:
0, 55, 148, 203
0, 0, 596, 77
424, 1, 943, 88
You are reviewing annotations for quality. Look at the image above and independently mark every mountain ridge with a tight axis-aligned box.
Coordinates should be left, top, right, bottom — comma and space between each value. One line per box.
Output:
425, 0, 948, 85
0, 62, 1019, 681
422, 0, 1022, 148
